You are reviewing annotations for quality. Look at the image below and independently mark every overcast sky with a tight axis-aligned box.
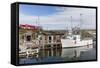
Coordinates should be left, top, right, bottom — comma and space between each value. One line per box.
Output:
19, 4, 96, 30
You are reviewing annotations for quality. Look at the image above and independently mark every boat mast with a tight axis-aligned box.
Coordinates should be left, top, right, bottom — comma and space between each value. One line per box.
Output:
80, 13, 82, 40
70, 16, 73, 35
71, 16, 72, 30
65, 16, 68, 32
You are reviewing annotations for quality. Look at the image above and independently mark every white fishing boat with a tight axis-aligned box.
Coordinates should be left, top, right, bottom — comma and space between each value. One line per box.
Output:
61, 14, 93, 48
61, 33, 93, 48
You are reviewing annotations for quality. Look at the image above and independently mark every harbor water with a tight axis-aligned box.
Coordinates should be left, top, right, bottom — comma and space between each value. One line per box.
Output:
19, 43, 96, 64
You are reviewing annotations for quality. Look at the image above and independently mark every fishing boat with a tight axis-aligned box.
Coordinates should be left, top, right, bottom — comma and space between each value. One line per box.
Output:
61, 28, 93, 48
61, 14, 93, 48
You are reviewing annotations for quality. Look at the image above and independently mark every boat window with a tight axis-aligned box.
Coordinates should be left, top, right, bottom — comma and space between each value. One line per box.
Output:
73, 37, 76, 40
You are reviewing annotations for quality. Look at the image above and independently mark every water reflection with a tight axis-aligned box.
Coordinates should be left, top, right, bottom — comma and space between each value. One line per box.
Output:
39, 47, 62, 58
19, 45, 96, 64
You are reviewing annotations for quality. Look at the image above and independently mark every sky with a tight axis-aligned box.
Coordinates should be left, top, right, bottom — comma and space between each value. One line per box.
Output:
19, 4, 96, 30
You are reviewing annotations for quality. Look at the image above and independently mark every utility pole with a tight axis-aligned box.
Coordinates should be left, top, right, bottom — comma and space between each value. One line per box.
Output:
37, 16, 39, 26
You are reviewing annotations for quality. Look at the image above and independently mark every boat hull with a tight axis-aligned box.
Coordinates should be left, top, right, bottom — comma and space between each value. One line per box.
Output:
61, 39, 93, 48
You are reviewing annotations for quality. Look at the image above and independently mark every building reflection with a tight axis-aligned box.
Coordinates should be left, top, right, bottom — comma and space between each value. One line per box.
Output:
38, 46, 62, 58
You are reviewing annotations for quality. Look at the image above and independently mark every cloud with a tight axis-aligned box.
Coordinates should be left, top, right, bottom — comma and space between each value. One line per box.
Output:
19, 7, 96, 30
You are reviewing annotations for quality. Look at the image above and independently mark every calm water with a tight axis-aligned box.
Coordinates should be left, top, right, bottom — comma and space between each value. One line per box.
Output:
19, 44, 96, 64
